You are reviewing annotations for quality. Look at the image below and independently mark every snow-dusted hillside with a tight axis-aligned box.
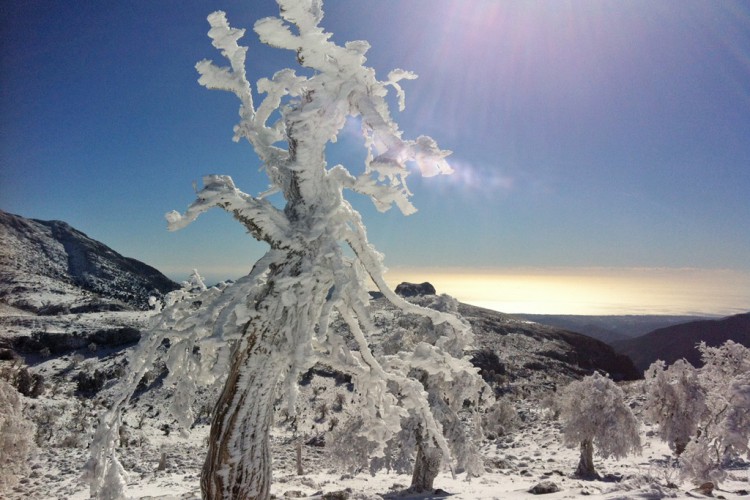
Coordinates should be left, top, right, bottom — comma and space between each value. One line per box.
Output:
2, 297, 748, 499
0, 210, 180, 313
0, 214, 747, 499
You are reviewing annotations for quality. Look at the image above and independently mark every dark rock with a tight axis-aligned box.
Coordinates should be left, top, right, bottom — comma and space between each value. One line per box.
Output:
395, 282, 436, 297
305, 434, 325, 447
300, 364, 352, 387
282, 490, 305, 497
0, 348, 19, 361
529, 481, 560, 494
321, 490, 351, 500
696, 482, 715, 496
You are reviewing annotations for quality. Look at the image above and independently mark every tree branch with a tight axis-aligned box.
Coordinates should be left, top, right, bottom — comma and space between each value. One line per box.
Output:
166, 175, 292, 249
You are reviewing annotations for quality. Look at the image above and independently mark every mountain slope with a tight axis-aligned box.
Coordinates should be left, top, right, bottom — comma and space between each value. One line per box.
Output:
612, 312, 750, 373
0, 210, 180, 313
458, 303, 641, 389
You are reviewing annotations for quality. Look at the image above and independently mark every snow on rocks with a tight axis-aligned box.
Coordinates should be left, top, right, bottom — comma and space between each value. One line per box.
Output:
3, 303, 750, 499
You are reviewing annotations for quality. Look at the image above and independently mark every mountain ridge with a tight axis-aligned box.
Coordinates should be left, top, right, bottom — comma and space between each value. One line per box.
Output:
0, 210, 180, 313
510, 314, 714, 345
611, 312, 750, 373
0, 211, 640, 389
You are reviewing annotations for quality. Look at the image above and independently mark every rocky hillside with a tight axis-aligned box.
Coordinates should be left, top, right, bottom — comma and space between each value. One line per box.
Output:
369, 290, 640, 395
0, 210, 180, 313
612, 312, 750, 373
457, 303, 640, 391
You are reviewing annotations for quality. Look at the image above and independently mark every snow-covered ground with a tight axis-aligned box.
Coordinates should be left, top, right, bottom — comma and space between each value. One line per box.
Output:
2, 309, 749, 500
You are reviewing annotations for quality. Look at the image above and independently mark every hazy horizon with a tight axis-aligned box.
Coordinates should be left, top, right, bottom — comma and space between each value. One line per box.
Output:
387, 267, 750, 316
161, 265, 749, 317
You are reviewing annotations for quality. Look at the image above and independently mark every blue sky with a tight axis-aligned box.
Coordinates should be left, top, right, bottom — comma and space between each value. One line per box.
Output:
2, 1, 749, 314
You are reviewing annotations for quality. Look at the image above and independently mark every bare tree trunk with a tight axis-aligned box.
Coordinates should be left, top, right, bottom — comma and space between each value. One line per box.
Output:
575, 438, 597, 479
411, 432, 441, 492
674, 438, 687, 456
295, 438, 303, 476
201, 327, 284, 500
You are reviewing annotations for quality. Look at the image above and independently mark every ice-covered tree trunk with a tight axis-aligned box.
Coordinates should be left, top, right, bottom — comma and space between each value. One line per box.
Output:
199, 221, 331, 498
200, 318, 283, 499
411, 431, 442, 492
575, 438, 596, 479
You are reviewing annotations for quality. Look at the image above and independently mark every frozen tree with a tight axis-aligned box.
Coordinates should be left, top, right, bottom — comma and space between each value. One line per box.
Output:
85, 1, 484, 499
558, 372, 641, 478
643, 359, 707, 455
720, 372, 750, 457
678, 341, 750, 484
284, 296, 490, 492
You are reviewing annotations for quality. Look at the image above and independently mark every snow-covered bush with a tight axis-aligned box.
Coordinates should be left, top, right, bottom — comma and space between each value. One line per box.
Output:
558, 372, 641, 478
316, 298, 491, 490
677, 341, 750, 484
0, 379, 36, 493
643, 359, 706, 455
483, 398, 519, 438
86, 1, 485, 498
28, 396, 97, 448
0, 359, 44, 398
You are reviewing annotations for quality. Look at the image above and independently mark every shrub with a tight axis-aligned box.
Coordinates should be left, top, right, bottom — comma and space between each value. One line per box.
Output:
0, 362, 44, 398
483, 399, 519, 437
75, 368, 107, 396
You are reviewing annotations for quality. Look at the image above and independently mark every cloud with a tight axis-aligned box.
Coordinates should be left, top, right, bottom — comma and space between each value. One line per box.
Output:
425, 157, 514, 198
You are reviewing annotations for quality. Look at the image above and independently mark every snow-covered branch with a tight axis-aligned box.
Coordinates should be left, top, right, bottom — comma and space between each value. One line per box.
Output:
165, 175, 292, 249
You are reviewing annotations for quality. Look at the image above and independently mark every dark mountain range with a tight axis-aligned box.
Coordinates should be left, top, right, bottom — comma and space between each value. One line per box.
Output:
0, 210, 180, 313
511, 314, 711, 345
612, 312, 750, 373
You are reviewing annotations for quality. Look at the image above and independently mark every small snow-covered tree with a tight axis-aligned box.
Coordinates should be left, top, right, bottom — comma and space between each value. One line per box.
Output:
643, 359, 707, 455
678, 341, 750, 484
86, 1, 485, 499
558, 372, 641, 478
720, 372, 750, 457
299, 295, 491, 492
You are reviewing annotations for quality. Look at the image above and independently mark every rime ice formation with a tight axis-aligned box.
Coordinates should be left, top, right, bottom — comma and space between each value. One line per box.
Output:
558, 372, 641, 478
86, 1, 488, 499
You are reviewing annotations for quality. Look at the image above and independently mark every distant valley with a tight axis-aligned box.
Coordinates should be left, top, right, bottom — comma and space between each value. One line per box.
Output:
511, 313, 714, 344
